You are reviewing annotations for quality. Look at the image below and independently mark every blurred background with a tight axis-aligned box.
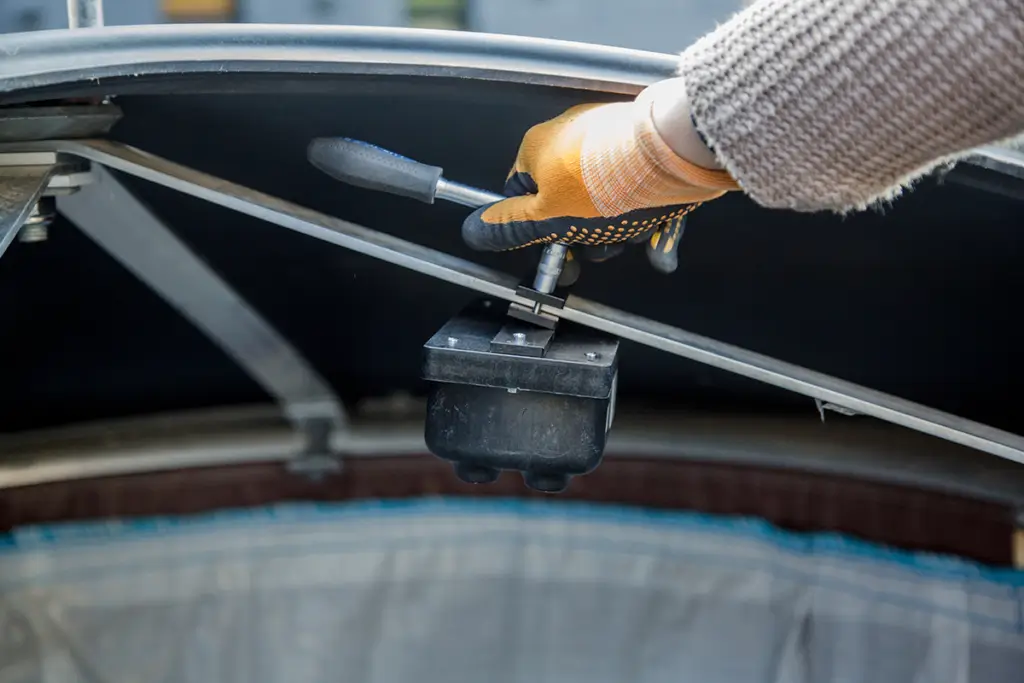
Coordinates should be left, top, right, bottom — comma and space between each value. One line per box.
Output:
0, 0, 745, 52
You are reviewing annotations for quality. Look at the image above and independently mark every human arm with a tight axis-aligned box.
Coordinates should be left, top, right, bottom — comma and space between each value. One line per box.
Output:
669, 0, 1024, 211
462, 0, 1024, 257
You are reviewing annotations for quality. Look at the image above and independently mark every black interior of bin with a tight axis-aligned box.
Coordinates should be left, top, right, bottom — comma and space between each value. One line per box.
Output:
0, 74, 1022, 433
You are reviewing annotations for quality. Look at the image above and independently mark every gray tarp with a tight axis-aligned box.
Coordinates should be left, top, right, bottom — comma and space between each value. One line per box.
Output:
0, 499, 1020, 682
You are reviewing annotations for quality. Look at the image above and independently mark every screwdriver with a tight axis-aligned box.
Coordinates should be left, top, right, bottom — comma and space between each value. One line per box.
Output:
306, 137, 682, 288
308, 137, 569, 298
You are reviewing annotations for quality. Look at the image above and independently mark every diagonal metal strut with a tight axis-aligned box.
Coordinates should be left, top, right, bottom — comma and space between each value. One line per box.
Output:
57, 164, 346, 435
6, 138, 1024, 467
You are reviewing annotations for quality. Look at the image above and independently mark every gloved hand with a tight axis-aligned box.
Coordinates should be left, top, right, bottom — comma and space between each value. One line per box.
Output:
461, 90, 738, 272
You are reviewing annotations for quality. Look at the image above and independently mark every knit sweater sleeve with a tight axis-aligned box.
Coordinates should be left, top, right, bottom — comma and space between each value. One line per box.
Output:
676, 0, 1024, 212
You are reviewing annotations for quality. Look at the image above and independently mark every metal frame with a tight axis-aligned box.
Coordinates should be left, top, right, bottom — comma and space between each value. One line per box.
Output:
971, 145, 1024, 181
0, 25, 674, 102
0, 151, 348, 459
1, 406, 1022, 507
0, 105, 121, 143
0, 25, 1022, 473
0, 79, 348, 449
2, 138, 1023, 467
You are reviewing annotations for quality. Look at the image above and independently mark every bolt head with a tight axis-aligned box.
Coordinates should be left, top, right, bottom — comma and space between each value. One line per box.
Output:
512, 332, 527, 344
19, 225, 47, 243
584, 351, 600, 361
446, 336, 459, 348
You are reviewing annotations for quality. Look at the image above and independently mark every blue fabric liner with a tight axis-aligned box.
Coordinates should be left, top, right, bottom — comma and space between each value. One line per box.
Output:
2, 497, 1022, 588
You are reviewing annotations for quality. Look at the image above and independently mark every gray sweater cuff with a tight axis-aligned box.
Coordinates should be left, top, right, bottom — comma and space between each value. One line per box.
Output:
679, 0, 1024, 212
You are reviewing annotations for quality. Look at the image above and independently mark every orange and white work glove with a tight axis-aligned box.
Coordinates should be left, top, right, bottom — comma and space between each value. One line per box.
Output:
461, 89, 738, 271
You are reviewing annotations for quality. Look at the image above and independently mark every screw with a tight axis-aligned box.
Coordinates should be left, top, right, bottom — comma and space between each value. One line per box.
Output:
513, 332, 527, 345
585, 352, 600, 361
18, 223, 47, 243
19, 200, 53, 243
446, 336, 459, 348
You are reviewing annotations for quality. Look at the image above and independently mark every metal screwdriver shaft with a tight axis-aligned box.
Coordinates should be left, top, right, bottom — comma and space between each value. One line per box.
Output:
67, 0, 104, 28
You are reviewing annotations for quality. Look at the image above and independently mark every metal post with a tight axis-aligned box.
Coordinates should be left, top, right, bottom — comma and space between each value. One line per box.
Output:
531, 243, 569, 295
67, 0, 104, 29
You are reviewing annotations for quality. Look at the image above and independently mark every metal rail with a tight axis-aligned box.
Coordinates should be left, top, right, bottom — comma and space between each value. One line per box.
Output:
5, 138, 1023, 466
2, 408, 1022, 505
0, 25, 674, 102
971, 145, 1024, 181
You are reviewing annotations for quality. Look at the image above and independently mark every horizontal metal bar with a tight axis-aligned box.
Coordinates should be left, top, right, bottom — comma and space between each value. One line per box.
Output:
11, 138, 1024, 468
58, 165, 347, 430
0, 153, 58, 167
0, 105, 121, 143
974, 145, 1024, 170
559, 299, 1024, 465
0, 25, 676, 102
1, 406, 1022, 505
970, 145, 1024, 180
0, 164, 55, 262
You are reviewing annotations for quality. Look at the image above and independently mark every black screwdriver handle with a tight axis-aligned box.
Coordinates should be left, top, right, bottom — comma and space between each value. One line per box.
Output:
308, 137, 443, 204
